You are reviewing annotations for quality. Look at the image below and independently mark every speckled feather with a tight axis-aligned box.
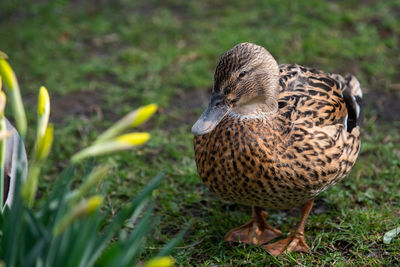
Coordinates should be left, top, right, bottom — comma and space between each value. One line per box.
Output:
194, 64, 362, 210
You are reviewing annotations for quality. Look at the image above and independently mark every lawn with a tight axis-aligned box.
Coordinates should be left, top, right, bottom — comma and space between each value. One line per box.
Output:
1, 0, 400, 265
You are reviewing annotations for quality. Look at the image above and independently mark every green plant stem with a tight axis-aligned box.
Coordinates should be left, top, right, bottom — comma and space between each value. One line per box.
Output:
0, 115, 5, 209
69, 164, 110, 204
21, 162, 40, 207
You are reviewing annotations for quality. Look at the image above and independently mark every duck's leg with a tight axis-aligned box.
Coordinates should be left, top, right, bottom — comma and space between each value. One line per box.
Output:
263, 199, 314, 256
225, 206, 282, 245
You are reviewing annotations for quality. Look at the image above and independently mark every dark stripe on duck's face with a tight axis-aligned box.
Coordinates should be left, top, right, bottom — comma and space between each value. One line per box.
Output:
192, 93, 231, 136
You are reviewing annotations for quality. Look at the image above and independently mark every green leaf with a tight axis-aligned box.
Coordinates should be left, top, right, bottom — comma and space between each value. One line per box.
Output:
94, 242, 121, 267
88, 173, 164, 266
115, 204, 156, 266
67, 214, 102, 267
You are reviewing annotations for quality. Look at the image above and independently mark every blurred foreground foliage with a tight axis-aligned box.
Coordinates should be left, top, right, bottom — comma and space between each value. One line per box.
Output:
0, 55, 181, 267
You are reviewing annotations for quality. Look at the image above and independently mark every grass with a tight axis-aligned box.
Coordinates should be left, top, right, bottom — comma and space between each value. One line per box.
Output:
1, 0, 400, 265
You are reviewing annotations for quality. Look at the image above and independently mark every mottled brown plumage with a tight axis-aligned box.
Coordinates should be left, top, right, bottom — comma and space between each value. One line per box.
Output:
192, 43, 362, 255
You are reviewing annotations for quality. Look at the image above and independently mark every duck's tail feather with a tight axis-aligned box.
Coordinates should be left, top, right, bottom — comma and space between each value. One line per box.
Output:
342, 75, 363, 132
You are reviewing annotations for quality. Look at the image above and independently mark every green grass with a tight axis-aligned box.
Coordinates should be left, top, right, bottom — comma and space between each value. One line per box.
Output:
1, 0, 400, 265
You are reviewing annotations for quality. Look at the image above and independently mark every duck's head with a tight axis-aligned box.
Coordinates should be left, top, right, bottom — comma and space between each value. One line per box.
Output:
192, 42, 279, 136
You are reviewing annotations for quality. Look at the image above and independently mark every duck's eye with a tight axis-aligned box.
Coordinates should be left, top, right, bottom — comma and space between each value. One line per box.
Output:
238, 71, 247, 79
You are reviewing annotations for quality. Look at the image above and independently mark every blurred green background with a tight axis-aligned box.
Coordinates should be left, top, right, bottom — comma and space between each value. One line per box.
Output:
1, 0, 400, 265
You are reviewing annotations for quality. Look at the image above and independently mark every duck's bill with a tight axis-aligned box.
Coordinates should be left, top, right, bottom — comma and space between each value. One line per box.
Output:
192, 93, 231, 136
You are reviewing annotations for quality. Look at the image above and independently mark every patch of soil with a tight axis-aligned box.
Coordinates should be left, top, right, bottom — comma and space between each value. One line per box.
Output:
162, 89, 210, 130
25, 90, 106, 124
312, 198, 333, 214
49, 90, 104, 123
171, 88, 210, 111
365, 244, 400, 262
180, 201, 211, 217
136, 1, 192, 21
364, 90, 400, 124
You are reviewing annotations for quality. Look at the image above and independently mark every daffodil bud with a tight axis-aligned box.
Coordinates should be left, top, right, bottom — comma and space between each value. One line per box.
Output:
0, 91, 6, 116
115, 132, 151, 145
35, 86, 51, 158
38, 86, 50, 116
71, 132, 150, 163
145, 257, 174, 267
130, 103, 158, 127
84, 195, 103, 215
21, 88, 52, 207
35, 124, 54, 161
0, 59, 17, 91
53, 195, 103, 236
95, 104, 157, 144
0, 59, 27, 137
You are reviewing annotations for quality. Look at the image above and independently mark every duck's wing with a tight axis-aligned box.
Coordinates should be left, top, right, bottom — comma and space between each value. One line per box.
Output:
274, 65, 362, 189
278, 64, 363, 132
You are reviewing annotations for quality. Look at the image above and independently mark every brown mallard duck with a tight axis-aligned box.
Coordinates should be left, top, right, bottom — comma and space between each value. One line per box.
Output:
192, 43, 362, 256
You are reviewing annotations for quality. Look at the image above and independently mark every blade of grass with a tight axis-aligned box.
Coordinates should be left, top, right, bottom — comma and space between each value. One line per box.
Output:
109, 204, 156, 267
156, 223, 190, 257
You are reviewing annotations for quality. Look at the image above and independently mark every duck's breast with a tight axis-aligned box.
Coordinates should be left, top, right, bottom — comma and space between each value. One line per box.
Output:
194, 116, 318, 210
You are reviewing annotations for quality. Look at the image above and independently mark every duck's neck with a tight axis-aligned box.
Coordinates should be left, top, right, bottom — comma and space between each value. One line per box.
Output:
231, 95, 278, 119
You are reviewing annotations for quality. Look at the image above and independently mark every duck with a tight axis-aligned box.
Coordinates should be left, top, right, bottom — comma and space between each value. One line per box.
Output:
192, 42, 362, 256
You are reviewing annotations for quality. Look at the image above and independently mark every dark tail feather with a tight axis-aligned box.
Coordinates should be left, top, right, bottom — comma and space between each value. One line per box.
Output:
342, 75, 363, 132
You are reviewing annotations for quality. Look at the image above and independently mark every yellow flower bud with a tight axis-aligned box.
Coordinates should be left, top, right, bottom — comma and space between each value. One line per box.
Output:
145, 257, 174, 267
53, 195, 103, 236
115, 132, 150, 145
0, 59, 27, 137
36, 124, 54, 161
131, 103, 158, 127
0, 91, 6, 116
94, 104, 157, 144
71, 132, 150, 163
37, 86, 50, 116
0, 59, 17, 91
36, 86, 50, 145
85, 195, 103, 215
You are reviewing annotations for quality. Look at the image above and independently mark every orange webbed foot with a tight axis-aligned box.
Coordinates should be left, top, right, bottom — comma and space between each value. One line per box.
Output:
225, 207, 281, 246
264, 199, 315, 256
263, 232, 310, 256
